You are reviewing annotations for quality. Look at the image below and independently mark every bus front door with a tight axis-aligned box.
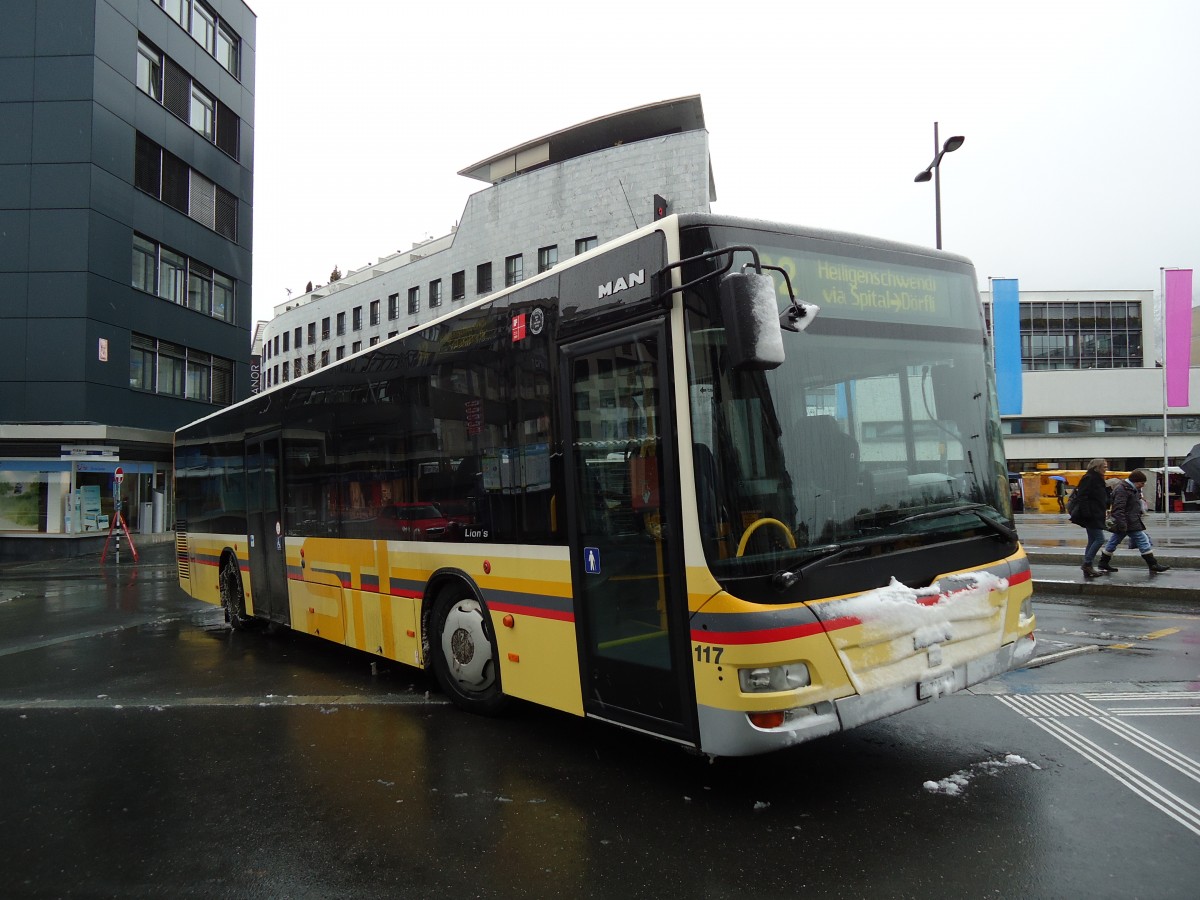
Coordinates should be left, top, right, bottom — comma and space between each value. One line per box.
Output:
246, 436, 290, 624
562, 324, 696, 744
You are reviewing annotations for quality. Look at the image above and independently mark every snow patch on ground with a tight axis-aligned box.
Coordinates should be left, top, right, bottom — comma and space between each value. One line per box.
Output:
923, 754, 1040, 796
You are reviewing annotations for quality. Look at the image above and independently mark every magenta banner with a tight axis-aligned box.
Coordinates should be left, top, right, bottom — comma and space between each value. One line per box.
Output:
1165, 268, 1193, 407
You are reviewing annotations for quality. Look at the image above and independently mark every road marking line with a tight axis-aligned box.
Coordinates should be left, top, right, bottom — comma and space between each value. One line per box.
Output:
1023, 645, 1098, 668
1141, 627, 1181, 640
1090, 715, 1200, 782
1033, 717, 1200, 837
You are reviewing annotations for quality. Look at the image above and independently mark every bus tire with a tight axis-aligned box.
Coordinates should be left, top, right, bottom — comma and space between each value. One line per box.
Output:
219, 555, 256, 632
431, 587, 508, 715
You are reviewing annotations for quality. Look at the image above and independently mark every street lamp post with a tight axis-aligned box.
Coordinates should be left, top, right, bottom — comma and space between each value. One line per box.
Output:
914, 121, 965, 249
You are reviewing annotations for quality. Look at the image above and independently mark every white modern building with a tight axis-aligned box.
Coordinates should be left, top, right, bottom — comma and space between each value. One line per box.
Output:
257, 96, 715, 387
981, 290, 1200, 473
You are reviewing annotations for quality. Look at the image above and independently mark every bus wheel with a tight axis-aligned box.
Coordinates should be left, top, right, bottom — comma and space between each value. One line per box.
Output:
431, 589, 508, 715
219, 557, 255, 631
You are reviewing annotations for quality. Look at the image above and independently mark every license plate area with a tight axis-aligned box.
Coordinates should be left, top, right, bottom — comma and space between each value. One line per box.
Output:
918, 673, 957, 700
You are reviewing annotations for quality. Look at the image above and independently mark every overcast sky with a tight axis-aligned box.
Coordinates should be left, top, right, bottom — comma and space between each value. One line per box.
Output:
246, 0, 1199, 325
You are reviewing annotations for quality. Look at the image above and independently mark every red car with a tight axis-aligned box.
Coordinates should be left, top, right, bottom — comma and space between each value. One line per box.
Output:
377, 502, 451, 540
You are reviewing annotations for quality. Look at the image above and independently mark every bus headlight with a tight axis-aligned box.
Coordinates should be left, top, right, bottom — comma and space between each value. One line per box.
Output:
739, 663, 811, 693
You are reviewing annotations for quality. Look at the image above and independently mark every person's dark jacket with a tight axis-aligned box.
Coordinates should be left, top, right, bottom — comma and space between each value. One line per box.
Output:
1070, 469, 1109, 529
1109, 479, 1146, 533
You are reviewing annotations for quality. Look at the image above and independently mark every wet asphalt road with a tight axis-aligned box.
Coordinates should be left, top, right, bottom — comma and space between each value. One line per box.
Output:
1, 544, 1197, 899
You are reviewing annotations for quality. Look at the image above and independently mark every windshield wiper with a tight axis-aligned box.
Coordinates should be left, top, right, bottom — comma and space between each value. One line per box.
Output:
895, 503, 1018, 542
771, 536, 895, 590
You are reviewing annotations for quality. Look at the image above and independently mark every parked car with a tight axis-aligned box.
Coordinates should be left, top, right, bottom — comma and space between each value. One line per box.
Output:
377, 502, 451, 540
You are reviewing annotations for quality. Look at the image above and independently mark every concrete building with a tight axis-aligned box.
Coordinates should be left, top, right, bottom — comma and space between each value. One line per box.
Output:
980, 290, 1200, 473
257, 96, 714, 389
0, 0, 255, 558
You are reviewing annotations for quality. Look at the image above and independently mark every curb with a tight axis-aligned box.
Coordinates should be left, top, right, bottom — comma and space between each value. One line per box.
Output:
1031, 578, 1195, 603
1026, 552, 1198, 569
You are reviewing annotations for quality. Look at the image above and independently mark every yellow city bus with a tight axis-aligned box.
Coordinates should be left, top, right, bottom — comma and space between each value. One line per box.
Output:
174, 214, 1036, 756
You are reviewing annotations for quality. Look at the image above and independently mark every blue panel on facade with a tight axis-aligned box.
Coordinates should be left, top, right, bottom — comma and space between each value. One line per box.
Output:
33, 54, 95, 102
29, 209, 90, 272
0, 165, 32, 210
29, 273, 89, 318
32, 101, 93, 164
0, 58, 35, 101
35, 0, 98, 56
0, 104, 34, 164
31, 164, 91, 209
0, 211, 31, 270
0, 1, 36, 58
0, 273, 30, 319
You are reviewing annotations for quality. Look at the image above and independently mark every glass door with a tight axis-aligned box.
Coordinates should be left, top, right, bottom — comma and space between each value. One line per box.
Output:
562, 322, 695, 742
245, 435, 289, 624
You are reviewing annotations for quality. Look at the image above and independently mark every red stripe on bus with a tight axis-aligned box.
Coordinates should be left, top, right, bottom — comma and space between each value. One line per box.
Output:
488, 601, 575, 623
692, 619, 849, 645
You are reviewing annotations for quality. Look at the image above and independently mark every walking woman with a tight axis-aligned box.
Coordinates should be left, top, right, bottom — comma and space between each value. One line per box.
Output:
1099, 470, 1171, 574
1070, 458, 1111, 578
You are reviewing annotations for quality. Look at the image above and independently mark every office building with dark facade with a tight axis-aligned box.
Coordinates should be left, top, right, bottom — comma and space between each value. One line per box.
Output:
0, 0, 254, 557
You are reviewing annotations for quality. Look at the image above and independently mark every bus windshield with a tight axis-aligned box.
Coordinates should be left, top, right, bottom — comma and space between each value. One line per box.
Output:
683, 225, 1012, 581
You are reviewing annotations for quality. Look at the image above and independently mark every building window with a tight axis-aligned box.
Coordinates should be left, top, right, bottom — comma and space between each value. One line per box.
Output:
133, 133, 238, 238
408, 286, 420, 315
336, 346, 346, 360
476, 262, 492, 295
429, 279, 442, 308
189, 84, 215, 140
307, 322, 316, 345
158, 341, 186, 397
282, 360, 289, 382
307, 354, 316, 372
388, 293, 399, 319
538, 245, 558, 273
388, 331, 398, 339
369, 336, 379, 346
162, 0, 188, 30
187, 351, 212, 401
282, 331, 290, 353
187, 261, 213, 314
130, 334, 156, 392
134, 133, 161, 195
216, 21, 239, 77
575, 236, 597, 255
505, 254, 523, 287
141, 42, 238, 159
352, 341, 362, 354
336, 312, 346, 336
212, 357, 232, 405
986, 298, 1145, 371
213, 272, 234, 322
190, 1, 216, 52
370, 299, 380, 325
452, 270, 465, 301
320, 350, 329, 367
132, 235, 157, 293
136, 38, 162, 100
160, 248, 186, 304
352, 306, 362, 330
293, 327, 302, 349
322, 317, 331, 340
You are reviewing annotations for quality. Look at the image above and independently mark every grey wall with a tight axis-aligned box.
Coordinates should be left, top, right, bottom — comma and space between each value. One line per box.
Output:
0, 0, 254, 432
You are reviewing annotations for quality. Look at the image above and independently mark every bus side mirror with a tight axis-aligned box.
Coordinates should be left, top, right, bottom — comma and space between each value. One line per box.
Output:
719, 271, 785, 371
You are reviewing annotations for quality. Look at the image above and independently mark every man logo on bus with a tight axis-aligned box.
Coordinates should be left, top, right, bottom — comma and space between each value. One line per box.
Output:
598, 269, 645, 300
